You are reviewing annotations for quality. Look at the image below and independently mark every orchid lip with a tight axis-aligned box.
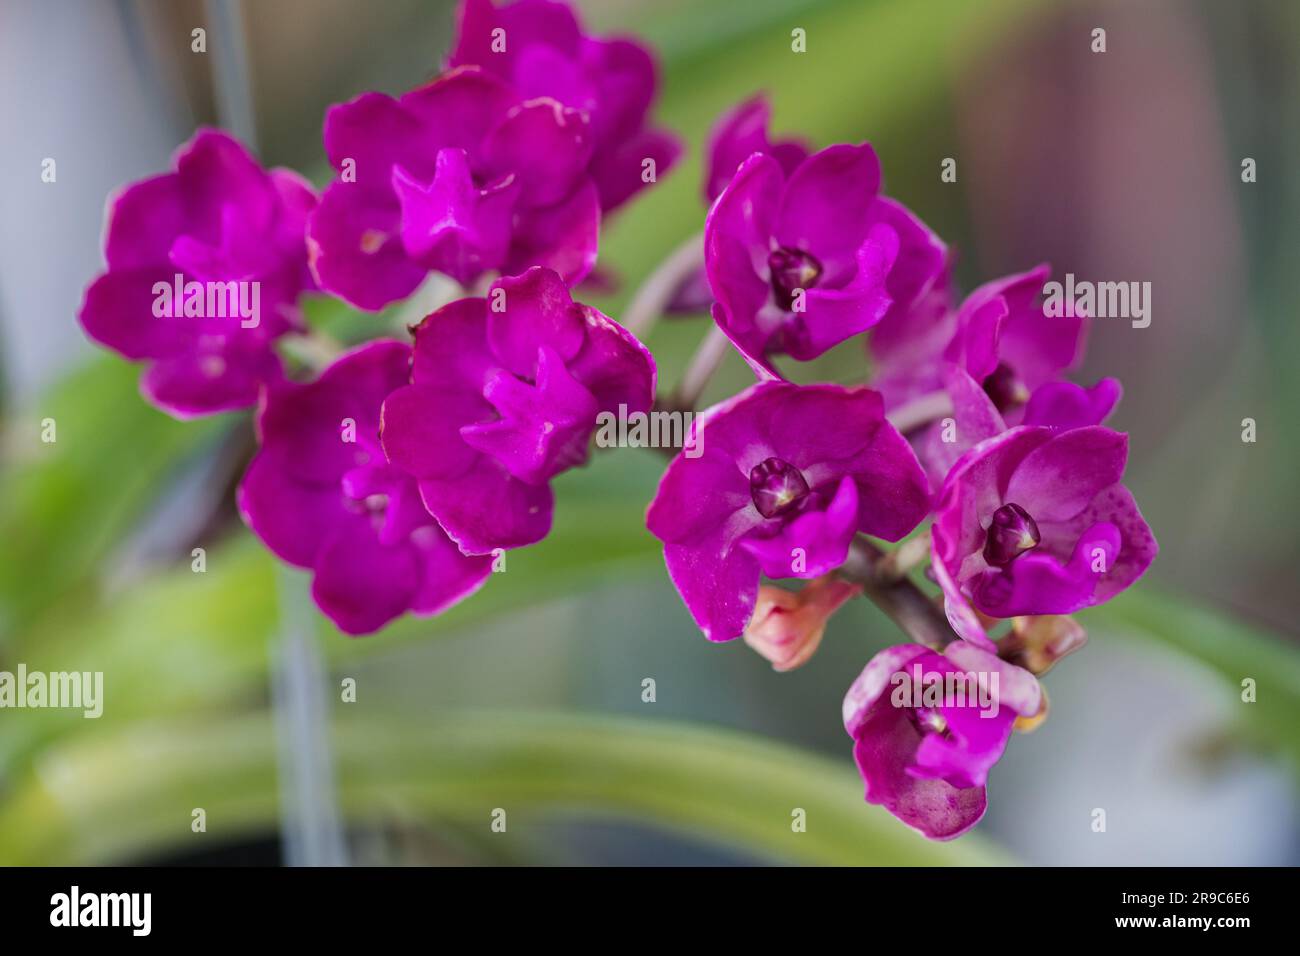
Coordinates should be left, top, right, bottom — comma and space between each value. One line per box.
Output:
749, 456, 811, 519
983, 501, 1042, 566
916, 708, 949, 736
983, 362, 1030, 413
768, 246, 822, 312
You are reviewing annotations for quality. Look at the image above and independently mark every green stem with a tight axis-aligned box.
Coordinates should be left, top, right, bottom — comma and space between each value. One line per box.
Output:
621, 232, 705, 338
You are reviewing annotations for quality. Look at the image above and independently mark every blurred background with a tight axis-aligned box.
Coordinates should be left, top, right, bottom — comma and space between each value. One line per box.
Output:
1, 0, 1298, 865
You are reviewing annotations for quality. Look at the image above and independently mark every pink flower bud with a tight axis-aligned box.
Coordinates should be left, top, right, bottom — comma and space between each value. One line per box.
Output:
1000, 614, 1088, 676
744, 576, 861, 671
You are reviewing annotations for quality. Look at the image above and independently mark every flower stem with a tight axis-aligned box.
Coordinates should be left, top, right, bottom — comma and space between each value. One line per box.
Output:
621, 231, 705, 338
281, 329, 345, 371
667, 325, 730, 412
885, 390, 953, 434
873, 531, 932, 583
838, 536, 956, 651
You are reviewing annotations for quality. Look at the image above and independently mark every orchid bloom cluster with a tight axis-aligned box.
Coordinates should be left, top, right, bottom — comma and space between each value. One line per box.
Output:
78, 0, 1156, 841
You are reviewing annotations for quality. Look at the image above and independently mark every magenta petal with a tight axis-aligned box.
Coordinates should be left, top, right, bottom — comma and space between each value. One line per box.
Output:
867, 197, 947, 321
842, 642, 1025, 839
1022, 378, 1122, 430
487, 266, 587, 377
776, 143, 881, 276
646, 449, 761, 641
460, 345, 598, 484
408, 523, 494, 616
505, 179, 601, 285
919, 364, 1006, 485
381, 383, 485, 481
910, 706, 1015, 789
943, 641, 1043, 717
236, 454, 339, 568
590, 125, 681, 213
399, 66, 520, 155
450, 0, 582, 71
842, 644, 933, 734
579, 37, 655, 142
565, 306, 657, 413
645, 445, 753, 546
1005, 426, 1128, 522
174, 129, 277, 239
704, 93, 809, 202
239, 339, 490, 635
934, 426, 1052, 563
513, 40, 594, 111
392, 151, 519, 285
409, 296, 496, 391
418, 458, 555, 555
704, 153, 785, 367
998, 267, 1087, 387
954, 264, 1085, 389
311, 517, 421, 635
141, 342, 282, 419
662, 535, 762, 643
307, 183, 426, 310
852, 704, 988, 840
481, 98, 593, 207
929, 536, 995, 649
79, 269, 189, 361
323, 91, 430, 194
648, 382, 929, 641
104, 173, 187, 271
256, 358, 392, 483
1047, 483, 1158, 604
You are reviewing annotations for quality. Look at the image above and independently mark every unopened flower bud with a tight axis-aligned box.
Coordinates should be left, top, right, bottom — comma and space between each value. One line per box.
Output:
1014, 685, 1050, 733
1000, 614, 1088, 676
744, 576, 861, 671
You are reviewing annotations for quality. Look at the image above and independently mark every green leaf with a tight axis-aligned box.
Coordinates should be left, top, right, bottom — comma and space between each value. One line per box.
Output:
0, 711, 1009, 865
0, 447, 665, 769
1088, 589, 1300, 770
0, 358, 224, 635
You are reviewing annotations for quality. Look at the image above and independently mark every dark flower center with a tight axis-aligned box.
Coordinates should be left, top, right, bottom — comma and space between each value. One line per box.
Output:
768, 247, 823, 312
982, 363, 1030, 414
749, 457, 811, 519
908, 707, 952, 738
983, 502, 1041, 566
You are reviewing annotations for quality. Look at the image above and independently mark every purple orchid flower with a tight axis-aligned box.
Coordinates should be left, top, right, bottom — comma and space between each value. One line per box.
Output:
646, 381, 931, 641
931, 425, 1158, 645
705, 143, 946, 377
843, 640, 1042, 839
78, 129, 316, 418
916, 363, 1123, 488
873, 264, 1088, 414
308, 66, 600, 311
381, 266, 655, 554
448, 0, 681, 213
238, 340, 492, 635
703, 93, 809, 202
